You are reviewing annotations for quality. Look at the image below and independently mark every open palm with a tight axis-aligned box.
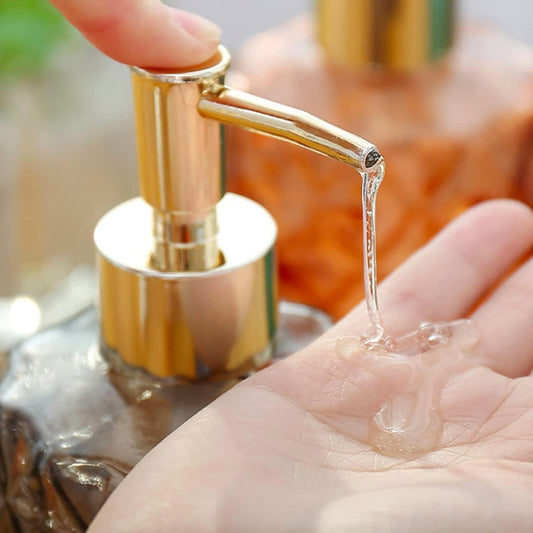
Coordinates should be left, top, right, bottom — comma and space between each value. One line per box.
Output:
90, 201, 533, 533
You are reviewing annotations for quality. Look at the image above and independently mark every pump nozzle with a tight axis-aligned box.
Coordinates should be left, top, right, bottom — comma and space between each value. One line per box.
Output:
198, 85, 381, 172
96, 46, 382, 381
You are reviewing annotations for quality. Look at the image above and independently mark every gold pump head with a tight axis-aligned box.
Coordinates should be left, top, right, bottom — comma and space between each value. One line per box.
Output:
317, 0, 456, 71
95, 46, 382, 381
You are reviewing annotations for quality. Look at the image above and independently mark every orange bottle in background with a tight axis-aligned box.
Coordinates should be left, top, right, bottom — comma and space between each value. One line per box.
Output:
227, 0, 533, 319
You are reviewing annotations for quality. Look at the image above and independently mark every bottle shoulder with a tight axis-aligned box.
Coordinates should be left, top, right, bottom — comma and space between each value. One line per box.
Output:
0, 307, 228, 454
0, 303, 331, 449
0, 308, 225, 530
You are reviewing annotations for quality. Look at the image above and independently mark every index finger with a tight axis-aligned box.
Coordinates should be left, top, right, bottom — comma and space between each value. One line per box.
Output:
48, 0, 221, 68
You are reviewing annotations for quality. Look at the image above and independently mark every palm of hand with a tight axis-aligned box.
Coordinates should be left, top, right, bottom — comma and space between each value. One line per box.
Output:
90, 201, 533, 533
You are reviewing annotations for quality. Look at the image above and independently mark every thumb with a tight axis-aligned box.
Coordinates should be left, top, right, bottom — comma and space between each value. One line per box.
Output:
48, 0, 221, 68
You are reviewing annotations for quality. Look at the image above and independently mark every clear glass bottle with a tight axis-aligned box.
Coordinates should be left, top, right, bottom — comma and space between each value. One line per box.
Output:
0, 45, 390, 530
0, 301, 329, 532
227, 0, 533, 319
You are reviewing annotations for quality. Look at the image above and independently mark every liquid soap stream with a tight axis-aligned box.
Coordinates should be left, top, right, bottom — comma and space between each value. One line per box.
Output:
360, 162, 386, 344
352, 160, 479, 459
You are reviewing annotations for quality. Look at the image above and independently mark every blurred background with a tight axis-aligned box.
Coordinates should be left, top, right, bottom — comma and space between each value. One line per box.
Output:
182, 0, 533, 49
1, 0, 533, 351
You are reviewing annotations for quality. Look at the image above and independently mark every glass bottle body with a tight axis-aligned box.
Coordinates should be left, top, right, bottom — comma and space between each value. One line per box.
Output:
0, 302, 330, 532
227, 15, 533, 319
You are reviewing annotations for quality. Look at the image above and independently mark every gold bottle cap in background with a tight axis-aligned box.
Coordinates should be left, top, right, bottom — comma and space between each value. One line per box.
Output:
317, 0, 456, 71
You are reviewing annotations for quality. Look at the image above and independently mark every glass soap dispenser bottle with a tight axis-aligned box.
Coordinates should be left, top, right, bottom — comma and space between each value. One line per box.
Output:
228, 0, 533, 319
0, 47, 383, 531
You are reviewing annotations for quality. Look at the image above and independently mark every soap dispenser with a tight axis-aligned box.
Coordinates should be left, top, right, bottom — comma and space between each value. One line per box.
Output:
0, 47, 381, 531
228, 0, 533, 319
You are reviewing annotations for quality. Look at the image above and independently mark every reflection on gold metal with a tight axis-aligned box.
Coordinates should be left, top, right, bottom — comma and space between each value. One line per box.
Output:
317, 0, 455, 71
97, 46, 380, 380
96, 195, 277, 381
199, 88, 378, 170
131, 50, 230, 215
150, 208, 221, 272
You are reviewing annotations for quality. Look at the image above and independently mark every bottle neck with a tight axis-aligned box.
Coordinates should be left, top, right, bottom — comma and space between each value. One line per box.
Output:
150, 207, 222, 272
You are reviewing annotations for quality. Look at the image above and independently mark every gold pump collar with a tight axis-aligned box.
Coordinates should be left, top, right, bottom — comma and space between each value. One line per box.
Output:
317, 0, 456, 71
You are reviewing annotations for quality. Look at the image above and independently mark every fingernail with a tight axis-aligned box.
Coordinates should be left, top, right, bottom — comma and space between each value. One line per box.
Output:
171, 9, 221, 43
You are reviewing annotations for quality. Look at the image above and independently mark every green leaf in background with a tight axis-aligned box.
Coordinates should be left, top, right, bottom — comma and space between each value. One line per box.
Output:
0, 0, 72, 79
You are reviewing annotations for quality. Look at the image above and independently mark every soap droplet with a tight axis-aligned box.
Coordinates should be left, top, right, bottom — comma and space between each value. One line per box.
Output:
360, 325, 394, 353
392, 319, 480, 356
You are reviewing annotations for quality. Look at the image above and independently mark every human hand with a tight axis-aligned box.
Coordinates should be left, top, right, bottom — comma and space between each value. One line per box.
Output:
48, 0, 220, 67
87, 200, 533, 532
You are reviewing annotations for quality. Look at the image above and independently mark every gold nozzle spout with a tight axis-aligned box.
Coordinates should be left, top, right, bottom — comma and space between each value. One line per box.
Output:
96, 46, 381, 382
198, 86, 381, 171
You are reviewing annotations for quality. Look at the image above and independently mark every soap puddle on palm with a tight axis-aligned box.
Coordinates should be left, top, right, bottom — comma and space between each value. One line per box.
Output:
337, 319, 480, 458
339, 161, 480, 459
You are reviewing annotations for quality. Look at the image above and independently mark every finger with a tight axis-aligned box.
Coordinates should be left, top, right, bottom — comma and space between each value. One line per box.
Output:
48, 0, 220, 67
470, 256, 533, 377
329, 200, 533, 339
